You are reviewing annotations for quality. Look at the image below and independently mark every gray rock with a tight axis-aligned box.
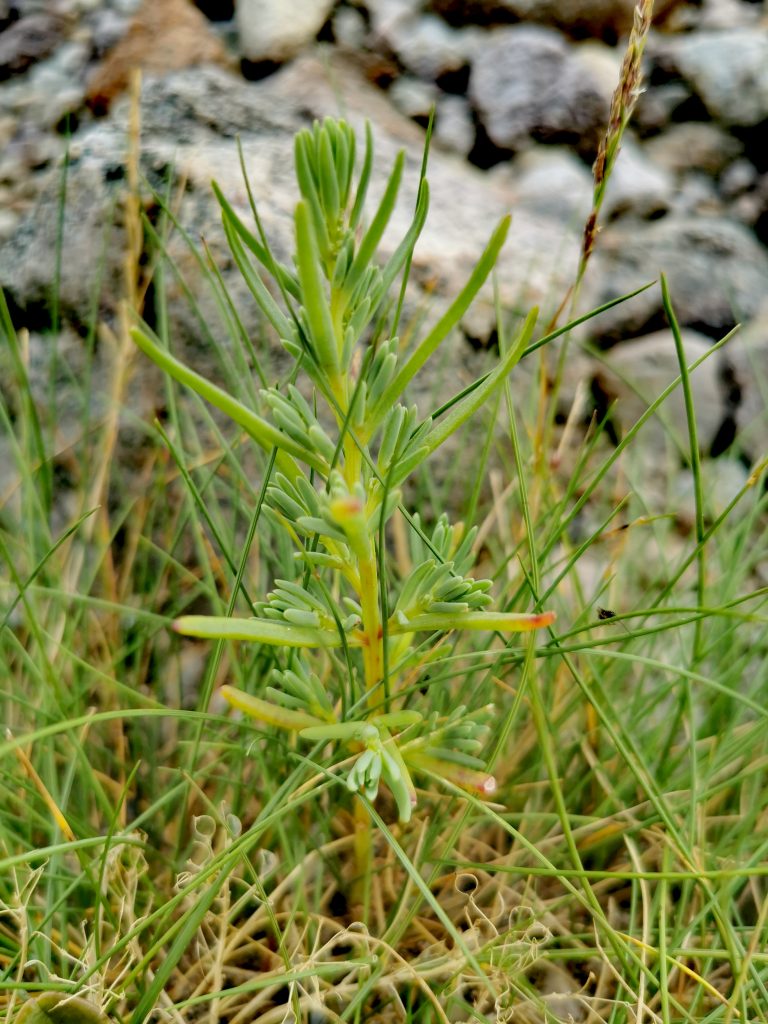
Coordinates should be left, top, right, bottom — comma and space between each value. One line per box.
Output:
0, 56, 580, 369
0, 131, 64, 186
383, 14, 474, 81
388, 75, 438, 122
719, 158, 759, 200
434, 94, 475, 156
601, 138, 674, 220
435, 0, 683, 38
583, 216, 768, 343
644, 123, 742, 178
0, 138, 126, 330
469, 26, 609, 153
111, 0, 142, 14
671, 172, 723, 217
672, 458, 751, 530
0, 12, 66, 79
570, 38, 622, 103
728, 172, 768, 231
634, 81, 694, 134
720, 302, 768, 460
236, 0, 334, 62
365, 0, 423, 36
332, 5, 367, 50
694, 0, 765, 30
87, 7, 131, 55
0, 205, 18, 242
506, 146, 594, 224
2, 39, 88, 128
590, 328, 725, 454
660, 30, 768, 128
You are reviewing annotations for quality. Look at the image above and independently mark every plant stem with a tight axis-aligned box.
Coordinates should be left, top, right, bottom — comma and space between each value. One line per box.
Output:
359, 550, 383, 706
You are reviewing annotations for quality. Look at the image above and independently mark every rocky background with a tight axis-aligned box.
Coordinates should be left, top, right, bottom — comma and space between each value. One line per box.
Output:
1, 0, 767, 513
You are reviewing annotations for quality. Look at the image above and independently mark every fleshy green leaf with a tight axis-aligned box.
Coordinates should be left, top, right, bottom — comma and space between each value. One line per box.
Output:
131, 327, 326, 477
370, 214, 512, 421
295, 201, 340, 375
342, 150, 405, 306
389, 609, 555, 635
173, 614, 358, 648
212, 181, 300, 299
390, 307, 537, 485
220, 686, 325, 730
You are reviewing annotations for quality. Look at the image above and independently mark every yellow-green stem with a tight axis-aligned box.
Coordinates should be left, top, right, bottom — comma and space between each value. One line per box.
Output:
359, 551, 383, 707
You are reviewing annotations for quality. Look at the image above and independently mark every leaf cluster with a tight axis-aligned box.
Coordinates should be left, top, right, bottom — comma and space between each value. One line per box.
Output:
133, 117, 553, 821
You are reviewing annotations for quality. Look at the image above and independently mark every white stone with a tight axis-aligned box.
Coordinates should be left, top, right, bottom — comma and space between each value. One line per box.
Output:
333, 6, 367, 49
237, 0, 334, 62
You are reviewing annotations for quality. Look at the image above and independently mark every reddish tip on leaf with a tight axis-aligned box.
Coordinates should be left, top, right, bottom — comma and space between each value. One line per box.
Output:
170, 620, 182, 632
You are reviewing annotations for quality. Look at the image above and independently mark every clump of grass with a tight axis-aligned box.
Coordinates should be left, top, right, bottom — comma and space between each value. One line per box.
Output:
2, 8, 768, 1023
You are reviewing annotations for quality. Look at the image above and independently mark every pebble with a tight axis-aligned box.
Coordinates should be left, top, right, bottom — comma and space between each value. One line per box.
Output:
0, 12, 65, 79
720, 158, 759, 200
332, 5, 367, 50
672, 172, 723, 217
660, 29, 768, 127
590, 328, 725, 458
469, 25, 608, 153
644, 122, 742, 178
508, 146, 594, 224
672, 458, 752, 529
388, 75, 437, 122
236, 0, 334, 62
384, 13, 474, 81
434, 94, 475, 156
721, 301, 768, 461
634, 80, 694, 134
601, 138, 674, 220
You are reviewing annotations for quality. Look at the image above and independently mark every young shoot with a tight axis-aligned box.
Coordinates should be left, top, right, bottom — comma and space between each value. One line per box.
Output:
133, 117, 554, 824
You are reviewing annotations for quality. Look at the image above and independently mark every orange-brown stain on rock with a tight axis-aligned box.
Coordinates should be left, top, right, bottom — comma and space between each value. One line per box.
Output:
87, 0, 233, 113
